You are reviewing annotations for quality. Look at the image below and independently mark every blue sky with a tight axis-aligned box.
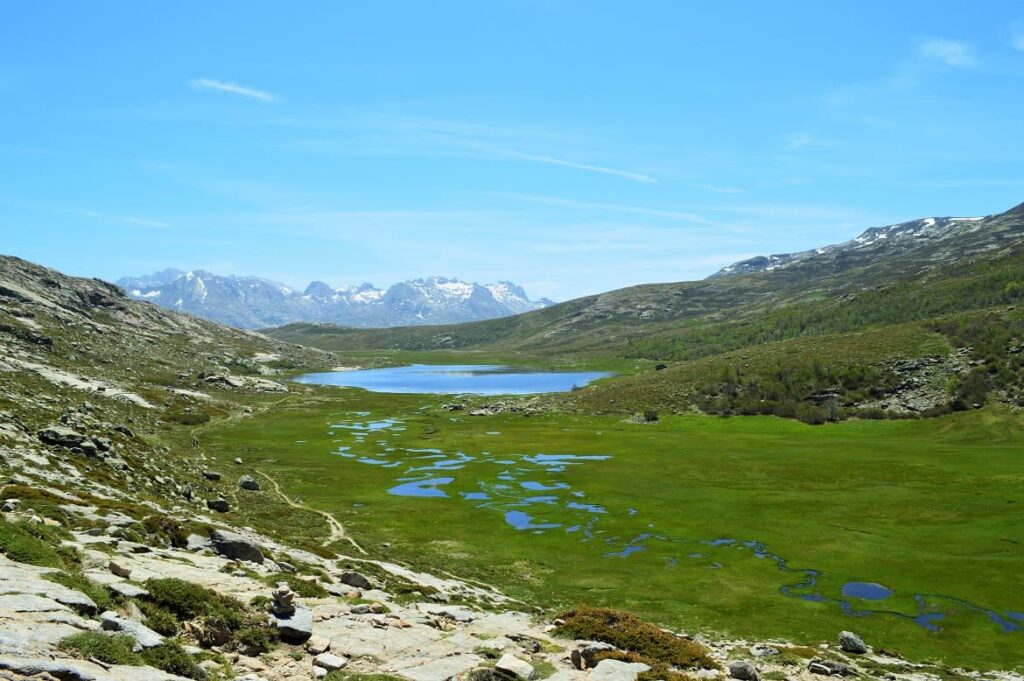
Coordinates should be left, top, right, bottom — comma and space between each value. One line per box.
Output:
3, 1, 1024, 301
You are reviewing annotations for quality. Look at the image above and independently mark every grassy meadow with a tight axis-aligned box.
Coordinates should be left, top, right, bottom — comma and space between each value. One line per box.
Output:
200, 384, 1024, 671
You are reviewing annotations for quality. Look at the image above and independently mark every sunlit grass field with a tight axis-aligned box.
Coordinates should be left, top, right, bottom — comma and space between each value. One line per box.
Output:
202, 388, 1024, 670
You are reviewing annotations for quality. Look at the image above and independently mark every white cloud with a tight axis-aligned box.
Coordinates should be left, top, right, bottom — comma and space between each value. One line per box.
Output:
918, 39, 977, 67
189, 78, 279, 102
123, 216, 171, 229
1013, 26, 1024, 51
783, 132, 820, 151
493, 149, 656, 183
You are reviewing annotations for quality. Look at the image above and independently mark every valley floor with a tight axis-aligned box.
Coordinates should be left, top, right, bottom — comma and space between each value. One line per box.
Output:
200, 386, 1024, 672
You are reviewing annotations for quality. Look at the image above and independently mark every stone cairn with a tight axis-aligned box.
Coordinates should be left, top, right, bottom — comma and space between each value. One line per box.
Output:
272, 582, 296, 617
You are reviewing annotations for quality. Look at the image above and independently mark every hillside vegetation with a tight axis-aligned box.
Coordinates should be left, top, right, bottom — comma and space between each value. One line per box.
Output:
270, 202, 1024, 421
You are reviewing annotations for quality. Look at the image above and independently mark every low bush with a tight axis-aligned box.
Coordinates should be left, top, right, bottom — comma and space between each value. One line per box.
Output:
44, 571, 118, 611
141, 641, 208, 680
59, 632, 140, 665
137, 600, 179, 636
0, 520, 76, 568
145, 577, 245, 628
554, 606, 717, 671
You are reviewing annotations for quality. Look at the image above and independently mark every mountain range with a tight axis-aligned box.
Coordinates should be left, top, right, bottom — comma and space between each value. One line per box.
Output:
115, 270, 553, 329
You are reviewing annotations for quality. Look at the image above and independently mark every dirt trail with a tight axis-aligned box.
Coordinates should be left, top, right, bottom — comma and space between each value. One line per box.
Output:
254, 469, 365, 554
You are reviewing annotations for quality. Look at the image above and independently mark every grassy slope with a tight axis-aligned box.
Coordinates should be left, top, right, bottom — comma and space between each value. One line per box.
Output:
200, 388, 1024, 670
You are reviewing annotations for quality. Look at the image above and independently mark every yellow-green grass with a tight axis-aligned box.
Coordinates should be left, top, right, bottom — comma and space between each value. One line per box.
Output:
201, 388, 1024, 670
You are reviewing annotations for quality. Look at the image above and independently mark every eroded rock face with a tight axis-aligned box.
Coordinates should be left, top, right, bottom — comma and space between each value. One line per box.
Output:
210, 529, 264, 564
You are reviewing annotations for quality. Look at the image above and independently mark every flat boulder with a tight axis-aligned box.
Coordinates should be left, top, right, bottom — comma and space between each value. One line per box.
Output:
100, 610, 164, 650
210, 529, 264, 564
590, 659, 651, 681
495, 653, 534, 679
270, 604, 312, 643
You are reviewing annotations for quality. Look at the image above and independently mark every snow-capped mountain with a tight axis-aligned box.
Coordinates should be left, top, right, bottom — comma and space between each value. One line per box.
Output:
709, 216, 986, 279
115, 270, 553, 329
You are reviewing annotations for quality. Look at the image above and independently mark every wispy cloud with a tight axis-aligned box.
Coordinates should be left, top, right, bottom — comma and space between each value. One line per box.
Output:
495, 149, 656, 183
783, 132, 822, 151
918, 38, 977, 67
1013, 25, 1024, 51
189, 78, 279, 102
123, 216, 171, 229
81, 210, 170, 229
689, 182, 745, 194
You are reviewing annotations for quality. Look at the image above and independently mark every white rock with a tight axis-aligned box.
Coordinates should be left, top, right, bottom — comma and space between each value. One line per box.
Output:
312, 652, 348, 671
589, 659, 651, 681
305, 634, 331, 655
495, 653, 534, 679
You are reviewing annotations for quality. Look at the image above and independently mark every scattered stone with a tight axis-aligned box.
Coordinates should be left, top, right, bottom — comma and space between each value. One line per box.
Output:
808, 659, 853, 676
206, 498, 230, 513
272, 582, 296, 616
234, 457, 243, 465
210, 529, 264, 563
495, 653, 534, 679
750, 643, 779, 657
305, 634, 330, 655
312, 652, 348, 671
202, 470, 222, 481
589, 659, 651, 681
100, 610, 164, 650
186, 533, 213, 552
108, 560, 132, 579
37, 425, 85, 446
339, 571, 372, 590
838, 630, 868, 654
350, 604, 371, 615
729, 660, 760, 681
238, 475, 261, 491
1, 498, 20, 512
277, 560, 296, 573
571, 641, 616, 670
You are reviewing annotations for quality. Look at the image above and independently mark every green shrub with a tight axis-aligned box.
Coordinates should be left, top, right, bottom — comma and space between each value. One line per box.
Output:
0, 521, 74, 568
261, 573, 329, 598
137, 600, 180, 636
234, 625, 277, 655
142, 642, 208, 680
59, 632, 141, 665
145, 577, 245, 629
142, 515, 190, 549
44, 571, 118, 611
554, 606, 717, 670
